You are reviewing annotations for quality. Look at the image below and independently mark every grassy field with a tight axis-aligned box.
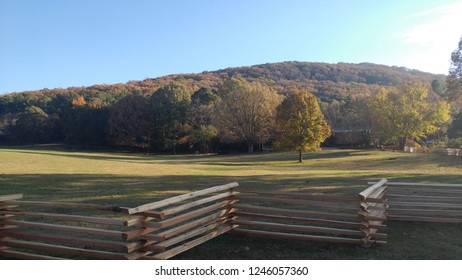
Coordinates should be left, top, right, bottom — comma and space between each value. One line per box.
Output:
1, 145, 462, 259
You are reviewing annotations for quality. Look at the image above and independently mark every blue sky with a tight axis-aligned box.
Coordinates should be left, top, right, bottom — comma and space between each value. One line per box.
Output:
1, 0, 461, 94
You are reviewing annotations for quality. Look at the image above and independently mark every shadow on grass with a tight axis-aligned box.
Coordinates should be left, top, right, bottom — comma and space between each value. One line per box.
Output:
2, 172, 462, 260
2, 172, 461, 206
0, 172, 390, 206
174, 220, 462, 260
4, 146, 372, 165
13, 147, 462, 175
10, 149, 155, 163
425, 153, 462, 168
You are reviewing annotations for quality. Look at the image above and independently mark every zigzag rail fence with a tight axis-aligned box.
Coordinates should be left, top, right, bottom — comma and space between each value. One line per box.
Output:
1, 179, 459, 259
230, 178, 387, 246
368, 181, 462, 223
0, 183, 238, 260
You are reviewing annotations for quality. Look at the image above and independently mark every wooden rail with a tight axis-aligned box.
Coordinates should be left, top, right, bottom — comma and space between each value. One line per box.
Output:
359, 179, 388, 245
372, 182, 462, 223
229, 184, 388, 246
134, 182, 239, 259
0, 183, 239, 260
7, 179, 460, 259
123, 182, 238, 214
0, 181, 390, 260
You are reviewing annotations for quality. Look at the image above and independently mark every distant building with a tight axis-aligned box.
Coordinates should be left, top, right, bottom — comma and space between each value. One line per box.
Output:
326, 127, 371, 147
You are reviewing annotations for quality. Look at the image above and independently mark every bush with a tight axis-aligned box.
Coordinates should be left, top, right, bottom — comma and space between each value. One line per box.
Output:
429, 139, 447, 149
448, 138, 462, 149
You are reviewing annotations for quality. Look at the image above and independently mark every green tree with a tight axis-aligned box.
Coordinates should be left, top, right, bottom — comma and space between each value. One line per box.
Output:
150, 82, 192, 154
0, 113, 14, 143
431, 79, 447, 99
14, 106, 49, 145
63, 96, 109, 147
107, 94, 151, 150
214, 78, 282, 153
448, 112, 462, 138
370, 84, 451, 150
186, 88, 221, 153
188, 125, 218, 153
447, 36, 462, 102
191, 87, 221, 105
322, 94, 373, 147
275, 89, 332, 162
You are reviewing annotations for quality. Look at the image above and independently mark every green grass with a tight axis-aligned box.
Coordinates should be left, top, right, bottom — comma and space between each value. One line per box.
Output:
1, 145, 462, 259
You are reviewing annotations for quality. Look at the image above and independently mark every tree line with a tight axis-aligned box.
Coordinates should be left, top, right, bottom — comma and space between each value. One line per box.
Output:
0, 77, 455, 158
0, 78, 329, 158
1, 37, 462, 156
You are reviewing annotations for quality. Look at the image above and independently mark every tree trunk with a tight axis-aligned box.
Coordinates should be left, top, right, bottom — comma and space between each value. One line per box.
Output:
146, 133, 151, 155
247, 143, 254, 153
298, 150, 303, 163
399, 135, 408, 151
172, 142, 177, 155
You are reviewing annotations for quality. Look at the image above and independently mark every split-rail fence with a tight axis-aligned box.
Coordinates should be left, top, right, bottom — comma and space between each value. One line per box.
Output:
1, 179, 461, 259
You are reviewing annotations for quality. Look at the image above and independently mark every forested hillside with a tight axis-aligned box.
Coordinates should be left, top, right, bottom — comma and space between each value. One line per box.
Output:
2, 61, 445, 103
0, 61, 451, 151
134, 61, 446, 102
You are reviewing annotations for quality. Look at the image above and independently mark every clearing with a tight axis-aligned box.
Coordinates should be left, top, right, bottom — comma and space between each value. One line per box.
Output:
1, 146, 461, 259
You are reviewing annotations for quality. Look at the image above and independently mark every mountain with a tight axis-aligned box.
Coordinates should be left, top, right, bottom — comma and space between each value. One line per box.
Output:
1, 61, 446, 107
125, 61, 446, 102
0, 61, 448, 147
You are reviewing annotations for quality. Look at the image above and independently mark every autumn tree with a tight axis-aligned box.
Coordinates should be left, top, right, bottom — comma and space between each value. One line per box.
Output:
107, 94, 151, 150
150, 82, 191, 154
214, 78, 282, 153
370, 84, 450, 150
447, 36, 462, 102
275, 89, 332, 162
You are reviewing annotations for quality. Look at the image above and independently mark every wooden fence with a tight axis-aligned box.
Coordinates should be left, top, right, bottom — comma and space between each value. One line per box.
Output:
382, 182, 462, 223
0, 183, 238, 260
0, 193, 145, 260
230, 179, 388, 246
125, 182, 238, 260
9, 179, 462, 259
358, 179, 388, 245
443, 148, 462, 156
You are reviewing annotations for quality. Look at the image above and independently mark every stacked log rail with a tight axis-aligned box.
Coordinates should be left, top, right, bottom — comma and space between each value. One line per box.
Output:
0, 194, 145, 260
0, 182, 239, 260
0, 194, 28, 259
122, 182, 239, 260
0, 180, 397, 259
359, 179, 388, 246
230, 188, 370, 245
381, 182, 462, 223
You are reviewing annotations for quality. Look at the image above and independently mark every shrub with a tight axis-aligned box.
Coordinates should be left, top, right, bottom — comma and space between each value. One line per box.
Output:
447, 138, 462, 149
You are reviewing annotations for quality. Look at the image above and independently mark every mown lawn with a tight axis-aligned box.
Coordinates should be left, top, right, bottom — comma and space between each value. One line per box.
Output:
1, 145, 462, 259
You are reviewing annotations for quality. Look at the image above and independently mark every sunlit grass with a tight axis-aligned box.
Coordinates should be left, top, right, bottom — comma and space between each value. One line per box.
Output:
1, 146, 461, 203
1, 145, 462, 259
